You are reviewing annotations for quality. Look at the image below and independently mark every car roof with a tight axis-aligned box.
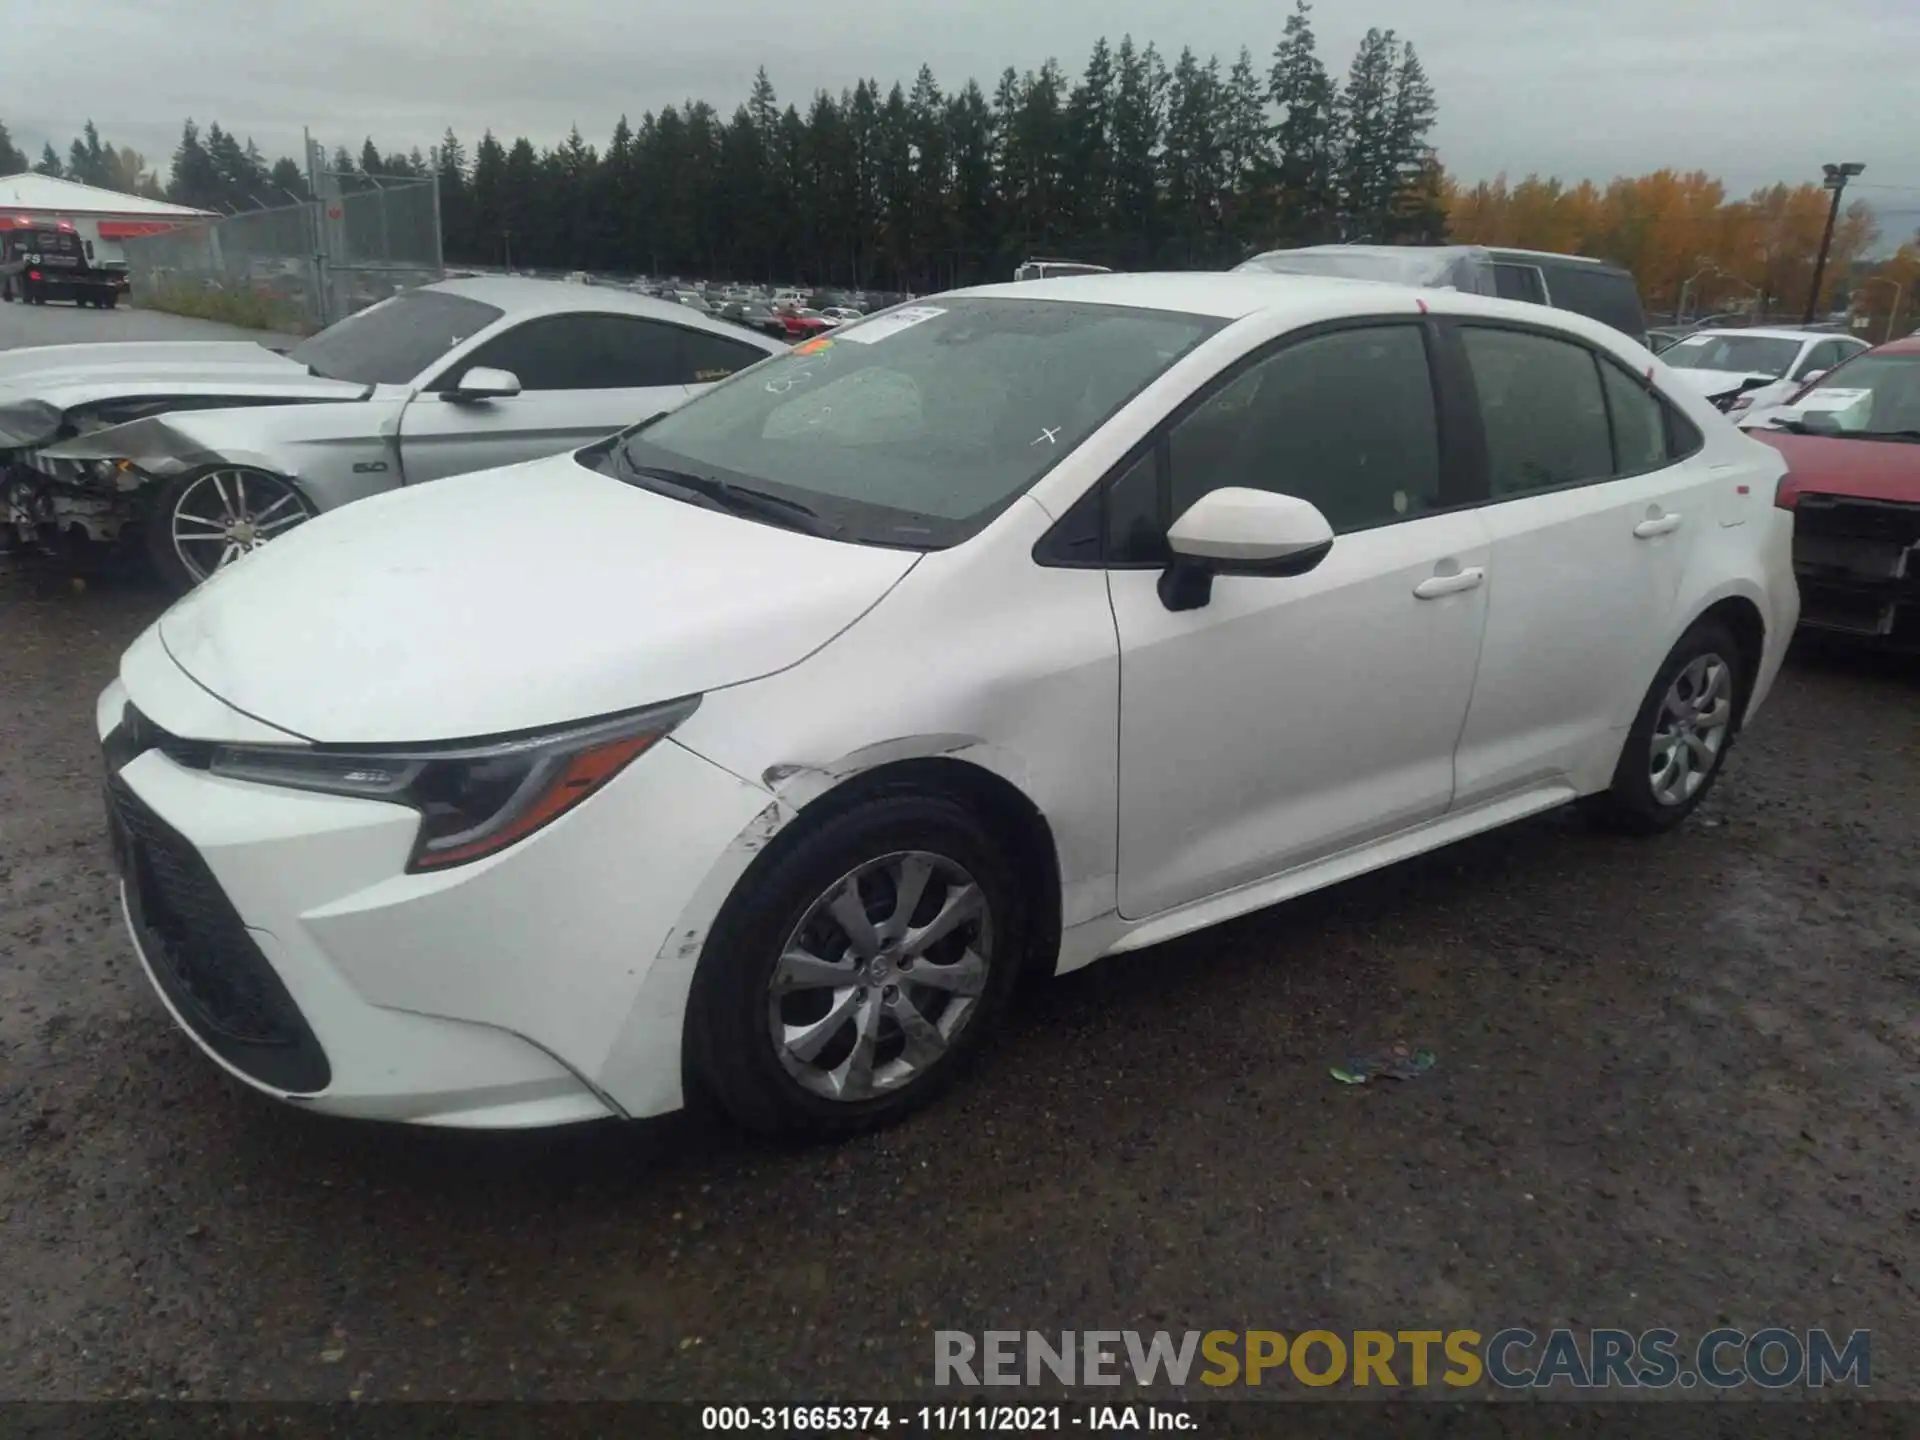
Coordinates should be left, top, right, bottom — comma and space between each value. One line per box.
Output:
422, 274, 780, 348
951, 271, 1645, 349
957, 271, 1447, 319
1675, 326, 1843, 343
1872, 335, 1920, 356
1485, 246, 1621, 270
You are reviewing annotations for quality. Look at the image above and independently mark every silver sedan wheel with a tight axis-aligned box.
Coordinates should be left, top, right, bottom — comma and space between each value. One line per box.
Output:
171, 468, 313, 582
768, 850, 994, 1103
1649, 652, 1733, 806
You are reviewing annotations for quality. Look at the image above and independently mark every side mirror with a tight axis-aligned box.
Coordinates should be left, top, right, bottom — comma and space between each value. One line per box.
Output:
1797, 368, 1828, 386
444, 366, 521, 402
1158, 487, 1335, 612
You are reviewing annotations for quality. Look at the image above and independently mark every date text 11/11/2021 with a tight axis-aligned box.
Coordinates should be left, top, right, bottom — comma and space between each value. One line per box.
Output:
701, 1405, 1194, 1432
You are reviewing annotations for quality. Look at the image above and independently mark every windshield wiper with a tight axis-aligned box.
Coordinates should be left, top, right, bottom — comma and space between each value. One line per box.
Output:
1764, 418, 1833, 435
1856, 429, 1920, 443
621, 453, 837, 537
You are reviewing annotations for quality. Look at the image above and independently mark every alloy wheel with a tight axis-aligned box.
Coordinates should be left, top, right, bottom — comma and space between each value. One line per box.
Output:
767, 850, 994, 1102
1649, 652, 1733, 806
170, 468, 313, 582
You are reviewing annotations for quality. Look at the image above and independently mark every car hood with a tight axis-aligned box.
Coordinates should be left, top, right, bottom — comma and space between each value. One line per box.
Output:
0, 341, 367, 444
1748, 428, 1920, 507
155, 453, 920, 743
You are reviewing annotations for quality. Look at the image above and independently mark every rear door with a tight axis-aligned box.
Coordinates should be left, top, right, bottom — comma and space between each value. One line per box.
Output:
1446, 320, 1715, 804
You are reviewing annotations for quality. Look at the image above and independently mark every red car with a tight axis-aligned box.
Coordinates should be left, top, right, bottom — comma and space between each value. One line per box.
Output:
777, 308, 833, 341
1745, 336, 1920, 646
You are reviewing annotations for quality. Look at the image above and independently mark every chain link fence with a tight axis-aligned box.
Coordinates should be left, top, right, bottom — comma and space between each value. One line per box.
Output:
124, 174, 442, 334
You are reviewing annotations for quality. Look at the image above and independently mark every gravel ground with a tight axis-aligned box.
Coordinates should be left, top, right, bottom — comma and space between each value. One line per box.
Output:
1, 307, 1915, 1405
2, 559, 1914, 1403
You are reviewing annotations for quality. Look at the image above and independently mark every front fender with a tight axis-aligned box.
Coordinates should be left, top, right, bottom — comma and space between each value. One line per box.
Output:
42, 399, 409, 513
602, 733, 1053, 1118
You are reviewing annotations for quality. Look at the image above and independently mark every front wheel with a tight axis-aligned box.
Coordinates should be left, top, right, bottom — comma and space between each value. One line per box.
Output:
686, 790, 1026, 1138
145, 466, 315, 593
1588, 619, 1743, 834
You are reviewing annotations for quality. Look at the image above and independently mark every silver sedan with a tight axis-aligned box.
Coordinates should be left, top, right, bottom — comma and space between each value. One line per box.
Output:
3, 277, 785, 590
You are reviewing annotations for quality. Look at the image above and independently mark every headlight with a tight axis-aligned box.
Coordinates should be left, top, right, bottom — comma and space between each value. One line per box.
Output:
207, 698, 699, 871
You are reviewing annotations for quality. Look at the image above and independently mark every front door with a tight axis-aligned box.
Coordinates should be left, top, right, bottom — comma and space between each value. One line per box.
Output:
399, 312, 697, 484
1108, 322, 1492, 920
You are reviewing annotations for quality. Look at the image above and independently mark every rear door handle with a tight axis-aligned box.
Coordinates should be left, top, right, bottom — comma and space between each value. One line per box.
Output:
1633, 513, 1683, 538
1413, 567, 1485, 599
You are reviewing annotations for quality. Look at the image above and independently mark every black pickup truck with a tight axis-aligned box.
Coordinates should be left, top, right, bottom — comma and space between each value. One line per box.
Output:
0, 222, 128, 308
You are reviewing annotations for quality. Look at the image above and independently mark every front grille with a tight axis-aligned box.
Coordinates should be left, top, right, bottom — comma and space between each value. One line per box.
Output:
104, 770, 330, 1093
1792, 494, 1920, 641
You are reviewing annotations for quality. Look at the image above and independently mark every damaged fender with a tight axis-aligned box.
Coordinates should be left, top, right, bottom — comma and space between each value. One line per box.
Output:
598, 733, 1055, 1116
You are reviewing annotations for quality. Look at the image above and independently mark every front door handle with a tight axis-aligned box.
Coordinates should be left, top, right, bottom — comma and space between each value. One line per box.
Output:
1633, 513, 1683, 538
1413, 567, 1485, 600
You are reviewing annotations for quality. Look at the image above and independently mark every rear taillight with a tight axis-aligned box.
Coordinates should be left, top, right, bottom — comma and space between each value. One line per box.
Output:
27, 269, 41, 280
1774, 475, 1798, 511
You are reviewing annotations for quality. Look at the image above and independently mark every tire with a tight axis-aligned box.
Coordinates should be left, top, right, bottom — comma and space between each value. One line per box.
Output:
105, 291, 119, 310
686, 787, 1027, 1139
1587, 618, 1744, 835
144, 466, 315, 594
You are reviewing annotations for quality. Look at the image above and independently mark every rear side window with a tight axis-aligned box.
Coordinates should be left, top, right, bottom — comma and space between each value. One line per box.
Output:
1460, 327, 1612, 496
1494, 263, 1548, 305
1600, 362, 1667, 474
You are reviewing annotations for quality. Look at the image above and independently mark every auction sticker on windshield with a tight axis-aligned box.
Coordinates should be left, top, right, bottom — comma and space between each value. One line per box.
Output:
837, 306, 947, 345
1796, 389, 1872, 425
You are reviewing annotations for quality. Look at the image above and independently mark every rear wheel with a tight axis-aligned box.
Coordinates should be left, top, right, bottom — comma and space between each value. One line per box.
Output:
1588, 619, 1743, 834
145, 466, 315, 593
686, 790, 1025, 1138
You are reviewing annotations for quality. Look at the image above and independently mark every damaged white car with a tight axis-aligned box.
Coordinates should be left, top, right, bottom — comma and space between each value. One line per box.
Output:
0, 276, 782, 590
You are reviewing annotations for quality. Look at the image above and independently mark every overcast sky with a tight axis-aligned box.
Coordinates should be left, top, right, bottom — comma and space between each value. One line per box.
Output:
10, 0, 1920, 235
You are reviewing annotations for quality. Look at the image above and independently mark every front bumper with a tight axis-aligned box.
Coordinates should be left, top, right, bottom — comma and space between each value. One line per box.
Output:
1791, 494, 1920, 646
98, 668, 776, 1127
4, 450, 143, 549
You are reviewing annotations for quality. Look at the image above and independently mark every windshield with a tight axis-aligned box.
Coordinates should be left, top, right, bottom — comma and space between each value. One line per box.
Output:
608, 297, 1223, 547
289, 288, 504, 385
1663, 334, 1801, 376
1779, 353, 1920, 438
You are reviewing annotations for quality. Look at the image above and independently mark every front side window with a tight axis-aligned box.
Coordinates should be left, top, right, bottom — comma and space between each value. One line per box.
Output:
1166, 325, 1443, 534
680, 328, 768, 384
453, 315, 663, 391
610, 298, 1223, 548
1461, 326, 1612, 496
291, 288, 504, 386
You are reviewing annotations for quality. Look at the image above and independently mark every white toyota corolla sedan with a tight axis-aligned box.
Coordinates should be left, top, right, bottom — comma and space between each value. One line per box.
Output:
98, 273, 1799, 1137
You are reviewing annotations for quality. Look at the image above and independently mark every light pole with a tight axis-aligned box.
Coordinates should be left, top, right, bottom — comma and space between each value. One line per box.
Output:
1856, 274, 1905, 343
1678, 261, 1714, 325
1804, 161, 1864, 325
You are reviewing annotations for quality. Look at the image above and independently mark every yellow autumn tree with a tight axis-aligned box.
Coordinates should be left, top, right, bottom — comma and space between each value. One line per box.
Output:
1441, 168, 1881, 320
